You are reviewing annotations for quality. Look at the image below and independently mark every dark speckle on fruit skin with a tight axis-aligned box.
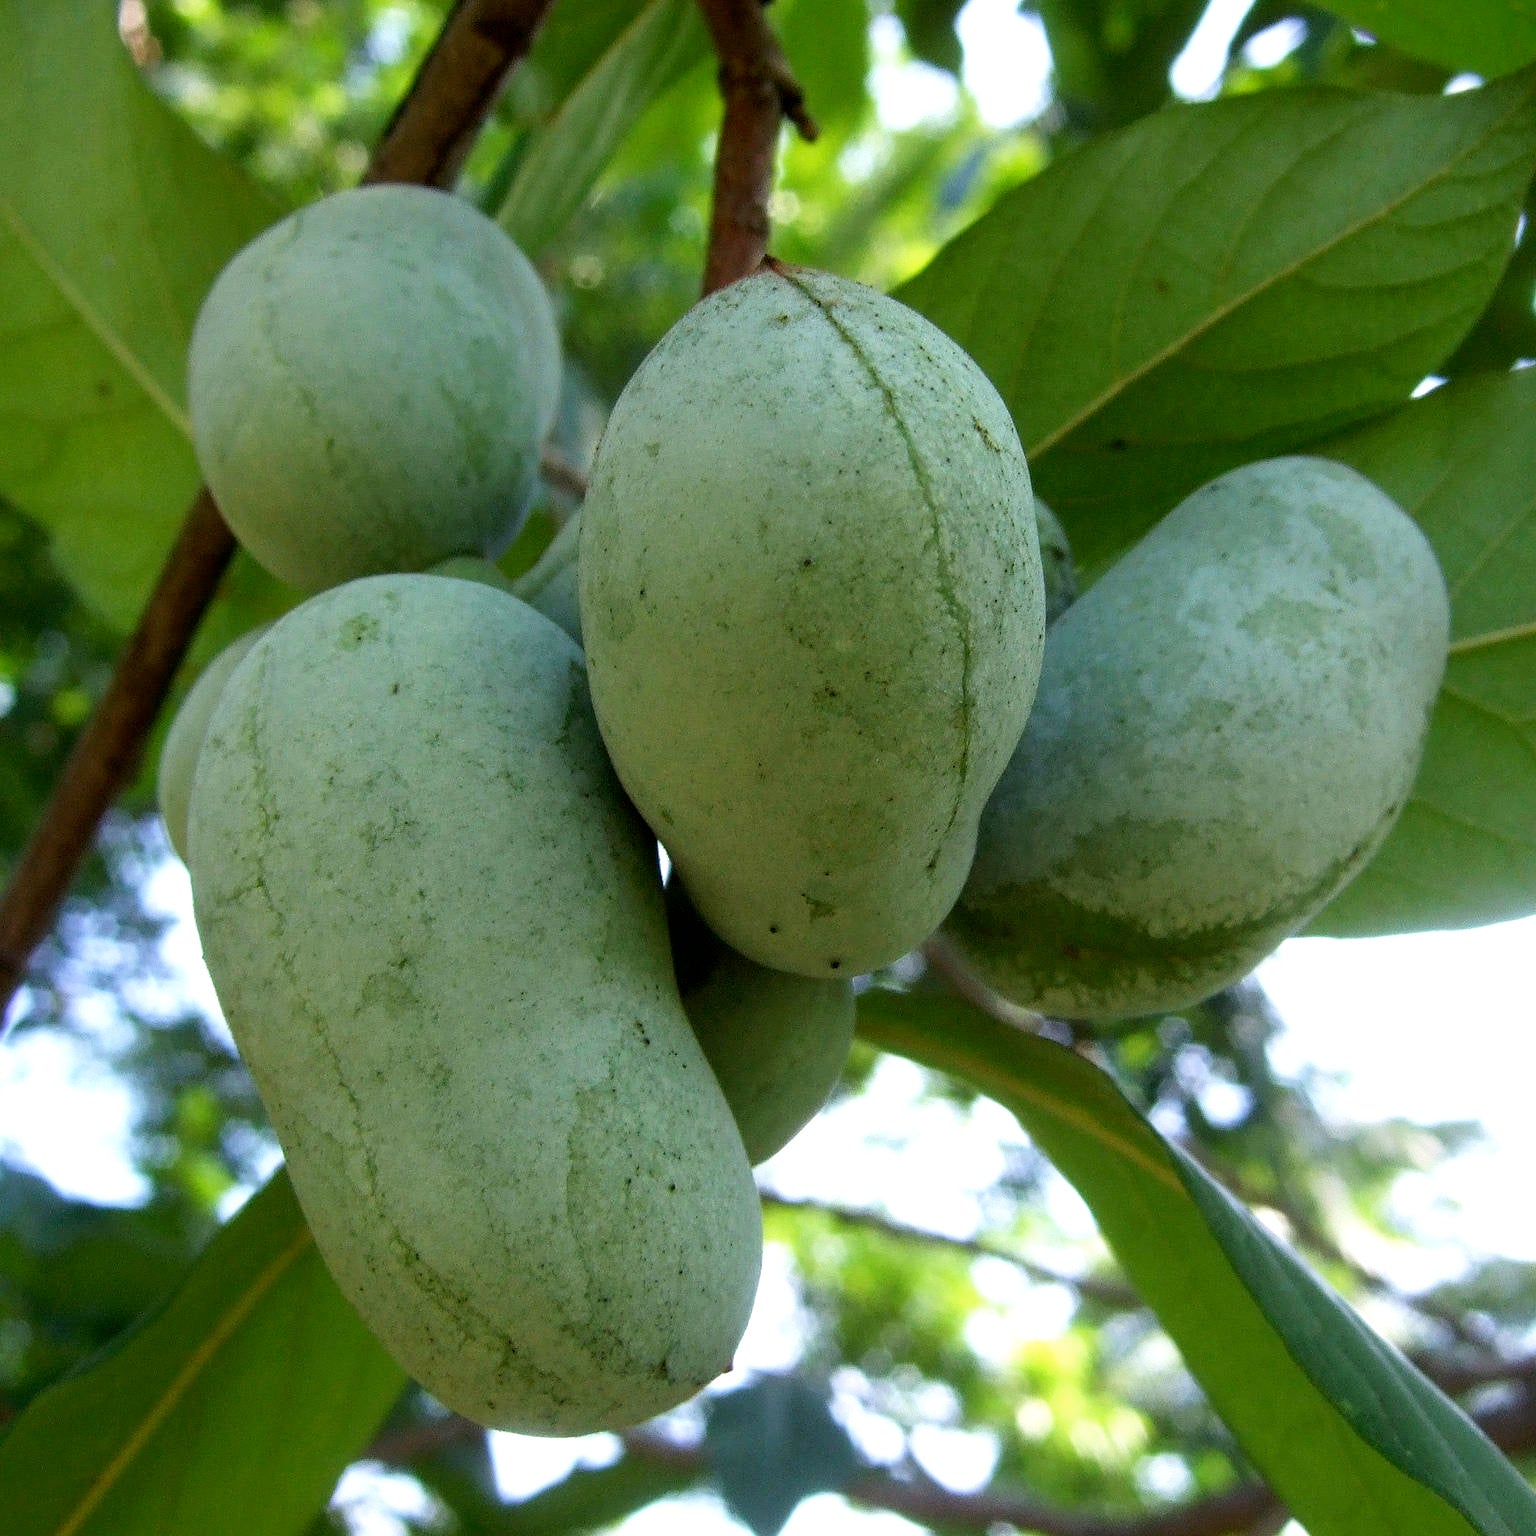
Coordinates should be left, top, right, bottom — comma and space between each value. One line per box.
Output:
338, 614, 379, 649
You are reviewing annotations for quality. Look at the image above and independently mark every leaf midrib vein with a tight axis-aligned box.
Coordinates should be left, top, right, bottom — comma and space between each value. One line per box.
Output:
0, 193, 191, 439
1027, 84, 1535, 460
53, 1223, 314, 1536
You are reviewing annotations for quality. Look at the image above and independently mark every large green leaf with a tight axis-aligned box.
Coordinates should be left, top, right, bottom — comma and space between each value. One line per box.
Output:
1311, 3, 1536, 77
0, 1173, 404, 1536
858, 987, 1536, 1536
897, 71, 1536, 580
1307, 369, 1536, 934
0, 0, 288, 638
496, 0, 708, 258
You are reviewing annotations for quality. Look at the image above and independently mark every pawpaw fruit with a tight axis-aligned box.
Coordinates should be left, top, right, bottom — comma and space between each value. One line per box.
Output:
668, 882, 853, 1164
580, 267, 1045, 978
189, 574, 761, 1433
945, 456, 1449, 1019
189, 186, 560, 592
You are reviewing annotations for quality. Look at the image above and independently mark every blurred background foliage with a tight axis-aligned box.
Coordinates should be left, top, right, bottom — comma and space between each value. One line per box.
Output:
3, 2, 1535, 1533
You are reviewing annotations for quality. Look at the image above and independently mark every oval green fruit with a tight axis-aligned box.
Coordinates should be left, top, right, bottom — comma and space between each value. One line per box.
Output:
189, 186, 561, 592
189, 575, 761, 1433
157, 626, 267, 862
668, 883, 853, 1165
1034, 498, 1077, 626
433, 526, 583, 643
945, 456, 1449, 1020
511, 511, 583, 645
580, 268, 1045, 978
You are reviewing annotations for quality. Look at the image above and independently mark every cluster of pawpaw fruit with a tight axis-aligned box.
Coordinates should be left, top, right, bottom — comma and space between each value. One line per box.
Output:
165, 184, 1449, 1436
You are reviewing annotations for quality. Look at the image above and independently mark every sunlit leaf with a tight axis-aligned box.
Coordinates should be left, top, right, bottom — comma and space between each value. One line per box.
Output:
897, 70, 1536, 580
1310, 3, 1536, 77
497, 0, 708, 258
0, 1173, 404, 1536
0, 0, 289, 638
1309, 369, 1536, 934
858, 987, 1536, 1536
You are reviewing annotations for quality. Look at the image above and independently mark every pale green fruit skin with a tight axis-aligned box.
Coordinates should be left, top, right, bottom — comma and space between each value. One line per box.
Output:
580, 268, 1045, 978
157, 627, 266, 862
1034, 499, 1077, 626
668, 884, 853, 1165
945, 457, 1449, 1020
189, 186, 561, 592
188, 575, 761, 1433
511, 512, 583, 644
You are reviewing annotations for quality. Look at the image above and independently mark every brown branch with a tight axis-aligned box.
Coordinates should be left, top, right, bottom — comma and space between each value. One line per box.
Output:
364, 0, 557, 189
695, 0, 818, 295
0, 0, 556, 1035
0, 491, 235, 1016
368, 1412, 483, 1467
369, 1379, 1536, 1536
1242, 1509, 1292, 1536
761, 1191, 1142, 1310
539, 445, 590, 501
1417, 1348, 1536, 1398
358, 1377, 1536, 1534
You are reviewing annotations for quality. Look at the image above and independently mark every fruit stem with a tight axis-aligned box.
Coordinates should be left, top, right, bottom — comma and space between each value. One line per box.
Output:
696, 0, 819, 295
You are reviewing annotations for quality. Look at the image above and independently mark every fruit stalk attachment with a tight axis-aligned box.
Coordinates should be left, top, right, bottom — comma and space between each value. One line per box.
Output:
695, 0, 819, 294
0, 0, 558, 1032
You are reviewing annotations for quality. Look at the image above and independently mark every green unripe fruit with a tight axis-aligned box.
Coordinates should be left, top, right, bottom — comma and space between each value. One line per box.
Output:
581, 268, 1045, 979
157, 627, 266, 862
433, 525, 583, 643
945, 457, 1449, 1020
189, 575, 761, 1433
511, 512, 583, 645
668, 883, 854, 1165
189, 186, 561, 592
1034, 498, 1077, 626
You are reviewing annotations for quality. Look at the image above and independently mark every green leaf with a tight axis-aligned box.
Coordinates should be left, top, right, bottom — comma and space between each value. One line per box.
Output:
496, 0, 709, 258
776, 0, 871, 136
1038, 0, 1209, 128
897, 71, 1536, 580
705, 1377, 863, 1536
0, 1173, 405, 1536
1310, 3, 1536, 77
0, 1169, 198, 1335
514, 0, 661, 113
893, 0, 965, 74
1306, 369, 1536, 934
857, 987, 1536, 1536
0, 0, 289, 636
